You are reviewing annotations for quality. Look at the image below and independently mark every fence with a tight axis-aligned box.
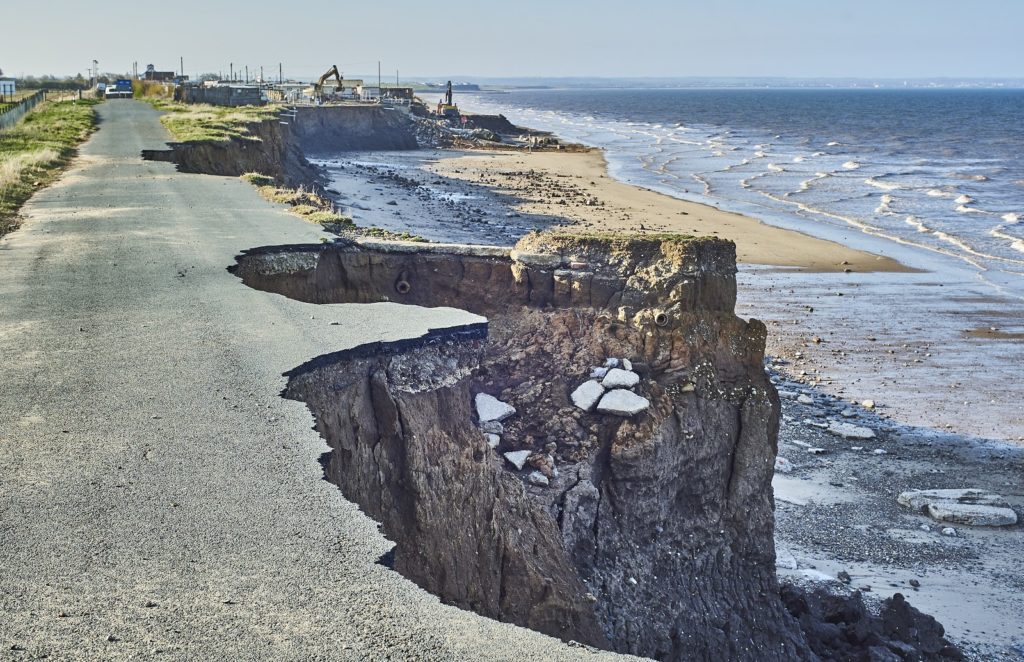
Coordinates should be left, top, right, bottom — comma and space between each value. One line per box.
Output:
0, 90, 46, 131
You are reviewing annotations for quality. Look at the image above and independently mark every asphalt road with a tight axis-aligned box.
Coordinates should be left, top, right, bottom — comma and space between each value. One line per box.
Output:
0, 101, 622, 660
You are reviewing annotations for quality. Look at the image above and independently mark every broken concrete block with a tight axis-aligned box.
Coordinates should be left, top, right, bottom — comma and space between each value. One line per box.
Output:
602, 368, 639, 389
503, 450, 531, 471
596, 390, 650, 417
484, 433, 500, 449
476, 393, 516, 423
571, 380, 605, 412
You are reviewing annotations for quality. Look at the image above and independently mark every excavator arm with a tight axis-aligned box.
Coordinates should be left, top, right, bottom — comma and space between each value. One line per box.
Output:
314, 65, 344, 95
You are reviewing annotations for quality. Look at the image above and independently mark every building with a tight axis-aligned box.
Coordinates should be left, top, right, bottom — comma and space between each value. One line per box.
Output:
0, 78, 15, 97
144, 64, 176, 82
381, 87, 414, 101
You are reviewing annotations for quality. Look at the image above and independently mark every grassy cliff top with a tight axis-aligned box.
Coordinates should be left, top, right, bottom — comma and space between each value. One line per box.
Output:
1, 98, 101, 237
147, 100, 279, 144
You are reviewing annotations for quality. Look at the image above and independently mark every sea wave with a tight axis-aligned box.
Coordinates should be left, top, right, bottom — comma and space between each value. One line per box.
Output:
842, 161, 861, 170
905, 216, 929, 233
767, 163, 785, 172
991, 227, 1024, 255
875, 194, 897, 215
1002, 213, 1020, 223
955, 194, 973, 204
865, 177, 903, 191
926, 189, 950, 197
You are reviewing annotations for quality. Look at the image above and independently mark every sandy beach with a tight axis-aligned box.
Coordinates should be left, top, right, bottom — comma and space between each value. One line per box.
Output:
426, 149, 907, 273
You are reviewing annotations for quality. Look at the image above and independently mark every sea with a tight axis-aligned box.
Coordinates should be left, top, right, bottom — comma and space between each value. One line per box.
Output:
459, 88, 1024, 295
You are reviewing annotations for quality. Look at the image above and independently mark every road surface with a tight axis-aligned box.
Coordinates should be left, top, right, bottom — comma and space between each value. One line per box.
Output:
0, 101, 621, 660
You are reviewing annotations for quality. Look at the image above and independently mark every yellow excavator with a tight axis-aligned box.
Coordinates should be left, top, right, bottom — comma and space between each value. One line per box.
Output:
313, 65, 344, 102
436, 80, 460, 120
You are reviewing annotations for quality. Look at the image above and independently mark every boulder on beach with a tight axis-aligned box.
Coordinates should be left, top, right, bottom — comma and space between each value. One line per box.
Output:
827, 421, 876, 440
897, 488, 1018, 527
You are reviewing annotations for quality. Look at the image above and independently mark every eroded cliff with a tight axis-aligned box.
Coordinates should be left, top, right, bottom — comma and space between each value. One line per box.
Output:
232, 232, 816, 660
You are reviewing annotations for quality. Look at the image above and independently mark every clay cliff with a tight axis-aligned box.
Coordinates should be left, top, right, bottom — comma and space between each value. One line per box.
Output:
233, 232, 812, 660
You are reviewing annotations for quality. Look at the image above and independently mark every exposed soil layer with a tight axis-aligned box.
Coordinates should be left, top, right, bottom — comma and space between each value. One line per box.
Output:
141, 117, 323, 189
289, 106, 418, 154
232, 232, 963, 660
232, 232, 799, 659
141, 106, 420, 189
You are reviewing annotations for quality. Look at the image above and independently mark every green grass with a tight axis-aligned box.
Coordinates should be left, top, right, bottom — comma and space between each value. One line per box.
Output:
147, 100, 279, 144
0, 99, 101, 237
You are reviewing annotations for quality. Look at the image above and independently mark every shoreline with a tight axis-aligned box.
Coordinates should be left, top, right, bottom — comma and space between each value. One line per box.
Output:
425, 147, 910, 273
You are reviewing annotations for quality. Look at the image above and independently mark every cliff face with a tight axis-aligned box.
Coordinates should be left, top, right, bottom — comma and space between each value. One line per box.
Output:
234, 232, 812, 661
142, 118, 323, 189
289, 106, 418, 154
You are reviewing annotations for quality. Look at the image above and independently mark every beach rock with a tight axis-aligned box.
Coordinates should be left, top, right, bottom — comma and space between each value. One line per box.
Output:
841, 408, 857, 418
596, 390, 650, 417
484, 433, 500, 449
775, 457, 794, 474
828, 421, 876, 440
797, 394, 814, 405
941, 527, 957, 537
502, 450, 532, 471
475, 393, 516, 423
603, 358, 620, 368
590, 366, 609, 379
621, 358, 632, 371
862, 399, 876, 409
602, 368, 640, 389
570, 379, 605, 412
527, 471, 550, 487
898, 489, 1018, 527
779, 390, 799, 399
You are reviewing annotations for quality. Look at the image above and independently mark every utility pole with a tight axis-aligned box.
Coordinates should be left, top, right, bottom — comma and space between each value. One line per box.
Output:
377, 61, 381, 92
230, 63, 233, 81
279, 62, 282, 84
260, 66, 264, 84
180, 56, 184, 79
245, 66, 249, 83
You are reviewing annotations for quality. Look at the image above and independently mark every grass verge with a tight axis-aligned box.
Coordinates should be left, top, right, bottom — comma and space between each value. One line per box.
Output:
0, 99, 101, 237
240, 172, 428, 242
146, 100, 279, 144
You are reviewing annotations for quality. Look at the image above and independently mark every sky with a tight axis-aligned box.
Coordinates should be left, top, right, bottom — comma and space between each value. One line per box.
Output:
3, 0, 1023, 81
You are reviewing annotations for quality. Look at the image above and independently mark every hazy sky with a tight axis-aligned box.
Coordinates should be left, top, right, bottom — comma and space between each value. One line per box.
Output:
4, 0, 1022, 80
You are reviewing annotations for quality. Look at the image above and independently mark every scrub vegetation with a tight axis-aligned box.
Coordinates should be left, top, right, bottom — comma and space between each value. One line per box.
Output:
0, 99, 101, 237
148, 100, 278, 144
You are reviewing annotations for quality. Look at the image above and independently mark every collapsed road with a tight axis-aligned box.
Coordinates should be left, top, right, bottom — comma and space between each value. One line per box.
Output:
1, 100, 964, 661
0, 101, 629, 660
